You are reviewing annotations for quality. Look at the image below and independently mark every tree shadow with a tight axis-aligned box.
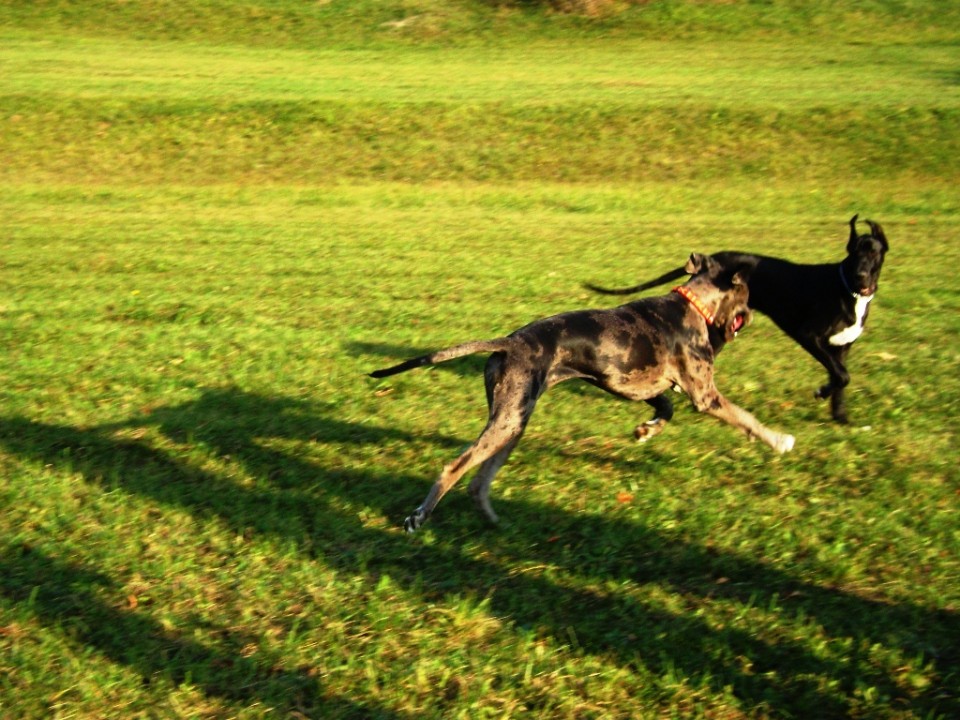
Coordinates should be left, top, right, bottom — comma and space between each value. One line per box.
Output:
0, 543, 409, 719
0, 387, 955, 718
938, 69, 960, 87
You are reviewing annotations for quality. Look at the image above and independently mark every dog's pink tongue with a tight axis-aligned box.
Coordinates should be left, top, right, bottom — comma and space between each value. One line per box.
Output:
732, 315, 744, 334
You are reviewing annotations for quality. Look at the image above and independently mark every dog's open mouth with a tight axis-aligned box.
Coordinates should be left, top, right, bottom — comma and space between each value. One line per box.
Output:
731, 312, 747, 335
859, 286, 875, 297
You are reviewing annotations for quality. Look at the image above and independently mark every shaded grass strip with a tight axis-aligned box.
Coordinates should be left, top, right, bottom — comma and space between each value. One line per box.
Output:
4, 97, 958, 184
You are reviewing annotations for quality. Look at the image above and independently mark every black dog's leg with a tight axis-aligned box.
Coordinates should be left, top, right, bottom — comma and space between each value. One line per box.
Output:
803, 340, 852, 423
635, 393, 674, 442
820, 344, 852, 423
829, 384, 849, 424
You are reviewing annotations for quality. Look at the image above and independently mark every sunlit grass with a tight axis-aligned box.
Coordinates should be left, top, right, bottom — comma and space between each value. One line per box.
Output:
2, 179, 958, 718
1, 2, 958, 717
2, 34, 957, 108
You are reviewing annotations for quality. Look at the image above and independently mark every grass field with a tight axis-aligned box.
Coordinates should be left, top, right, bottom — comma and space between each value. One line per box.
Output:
1, 2, 958, 718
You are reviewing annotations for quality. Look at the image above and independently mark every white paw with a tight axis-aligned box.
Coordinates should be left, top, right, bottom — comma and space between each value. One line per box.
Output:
774, 433, 795, 454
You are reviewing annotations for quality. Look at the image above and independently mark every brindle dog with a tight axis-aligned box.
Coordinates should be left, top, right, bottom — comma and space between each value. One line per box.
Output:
370, 254, 795, 533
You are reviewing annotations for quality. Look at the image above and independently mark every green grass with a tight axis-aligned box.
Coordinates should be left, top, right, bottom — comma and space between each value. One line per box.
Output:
2, 33, 959, 185
1, 2, 959, 718
2, 0, 958, 46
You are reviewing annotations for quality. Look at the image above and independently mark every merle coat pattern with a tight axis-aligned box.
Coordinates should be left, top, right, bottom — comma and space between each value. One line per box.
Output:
371, 254, 794, 533
586, 215, 889, 423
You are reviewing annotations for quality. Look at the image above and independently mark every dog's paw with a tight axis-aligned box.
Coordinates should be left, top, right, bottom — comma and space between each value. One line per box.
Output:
773, 433, 795, 454
403, 508, 427, 533
814, 384, 832, 400
634, 419, 665, 443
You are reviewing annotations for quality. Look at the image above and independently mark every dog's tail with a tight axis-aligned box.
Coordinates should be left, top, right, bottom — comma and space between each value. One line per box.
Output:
369, 338, 511, 379
584, 266, 688, 296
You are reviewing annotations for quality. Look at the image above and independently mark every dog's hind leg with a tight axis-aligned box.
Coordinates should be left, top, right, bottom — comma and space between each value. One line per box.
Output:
634, 393, 674, 442
468, 436, 522, 524
468, 354, 539, 524
404, 362, 539, 533
404, 422, 524, 533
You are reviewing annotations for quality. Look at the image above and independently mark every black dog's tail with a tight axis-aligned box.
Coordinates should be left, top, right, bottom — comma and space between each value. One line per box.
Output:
584, 265, 688, 296
369, 338, 511, 378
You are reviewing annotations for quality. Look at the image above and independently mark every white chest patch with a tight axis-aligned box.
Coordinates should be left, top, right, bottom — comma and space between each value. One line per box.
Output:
829, 294, 874, 346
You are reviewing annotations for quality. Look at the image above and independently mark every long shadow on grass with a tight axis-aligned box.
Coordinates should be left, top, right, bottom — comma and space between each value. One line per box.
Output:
0, 544, 408, 720
0, 388, 955, 718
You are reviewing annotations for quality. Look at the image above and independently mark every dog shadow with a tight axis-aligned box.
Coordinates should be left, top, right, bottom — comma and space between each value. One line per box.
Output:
0, 387, 955, 718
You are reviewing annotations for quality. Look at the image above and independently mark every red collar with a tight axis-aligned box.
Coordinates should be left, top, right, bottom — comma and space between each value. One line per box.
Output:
673, 285, 715, 325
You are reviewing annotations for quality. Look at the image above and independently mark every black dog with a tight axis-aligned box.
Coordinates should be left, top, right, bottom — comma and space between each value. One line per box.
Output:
371, 254, 794, 532
586, 215, 888, 423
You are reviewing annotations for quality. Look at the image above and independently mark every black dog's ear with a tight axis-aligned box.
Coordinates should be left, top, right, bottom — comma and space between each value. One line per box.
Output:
865, 219, 889, 252
685, 253, 710, 275
847, 213, 860, 253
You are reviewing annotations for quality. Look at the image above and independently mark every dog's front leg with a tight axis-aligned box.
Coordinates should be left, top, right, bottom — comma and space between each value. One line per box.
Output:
635, 393, 674, 442
817, 380, 850, 424
688, 383, 795, 454
804, 340, 852, 423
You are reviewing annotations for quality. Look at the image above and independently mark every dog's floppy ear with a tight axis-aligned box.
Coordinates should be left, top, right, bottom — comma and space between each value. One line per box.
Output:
730, 261, 754, 287
865, 219, 889, 252
847, 213, 860, 253
685, 252, 710, 275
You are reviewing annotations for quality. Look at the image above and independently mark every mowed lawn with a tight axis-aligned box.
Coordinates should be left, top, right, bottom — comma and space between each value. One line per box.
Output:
1, 4, 958, 719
